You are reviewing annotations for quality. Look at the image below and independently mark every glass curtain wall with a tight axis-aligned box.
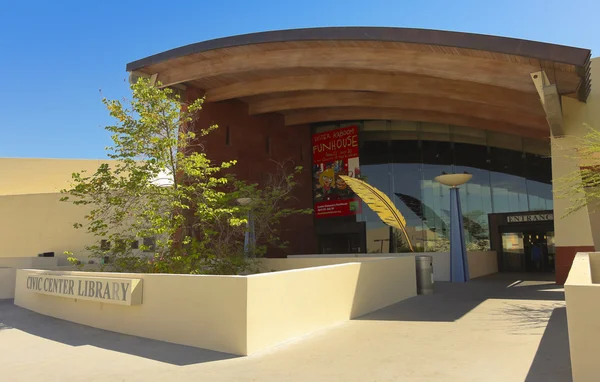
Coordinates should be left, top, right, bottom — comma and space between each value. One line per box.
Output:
317, 120, 553, 253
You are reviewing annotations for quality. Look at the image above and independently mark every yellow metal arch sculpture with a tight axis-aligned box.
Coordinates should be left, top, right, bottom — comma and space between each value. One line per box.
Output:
339, 175, 414, 252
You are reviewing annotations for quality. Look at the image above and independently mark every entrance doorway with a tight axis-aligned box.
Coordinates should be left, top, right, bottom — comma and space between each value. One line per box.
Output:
318, 233, 361, 254
489, 210, 555, 273
500, 230, 555, 272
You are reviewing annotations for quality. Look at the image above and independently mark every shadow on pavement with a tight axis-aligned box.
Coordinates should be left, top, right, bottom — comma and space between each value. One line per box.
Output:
354, 273, 572, 381
357, 273, 565, 322
525, 307, 572, 382
0, 300, 239, 366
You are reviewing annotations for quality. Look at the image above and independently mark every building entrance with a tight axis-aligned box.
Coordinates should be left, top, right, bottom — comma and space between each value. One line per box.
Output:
318, 233, 361, 254
489, 211, 555, 273
500, 230, 555, 272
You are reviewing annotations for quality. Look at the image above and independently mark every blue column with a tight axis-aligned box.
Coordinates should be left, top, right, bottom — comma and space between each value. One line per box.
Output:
450, 187, 470, 282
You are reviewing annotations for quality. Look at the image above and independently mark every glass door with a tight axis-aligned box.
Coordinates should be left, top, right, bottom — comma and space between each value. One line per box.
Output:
500, 230, 555, 272
501, 232, 526, 271
546, 232, 556, 272
318, 233, 361, 254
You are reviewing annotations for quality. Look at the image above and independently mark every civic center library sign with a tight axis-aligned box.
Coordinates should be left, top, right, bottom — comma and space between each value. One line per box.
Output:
25, 274, 143, 305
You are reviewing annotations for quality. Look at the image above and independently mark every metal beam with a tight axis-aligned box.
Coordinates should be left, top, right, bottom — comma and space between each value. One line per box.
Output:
530, 71, 564, 136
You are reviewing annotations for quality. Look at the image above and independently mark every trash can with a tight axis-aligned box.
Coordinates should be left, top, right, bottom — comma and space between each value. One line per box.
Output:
416, 255, 434, 295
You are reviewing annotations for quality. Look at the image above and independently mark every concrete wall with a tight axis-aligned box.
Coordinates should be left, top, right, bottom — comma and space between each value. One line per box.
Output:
262, 256, 393, 271
15, 257, 417, 356
565, 252, 600, 382
15, 269, 249, 355
0, 268, 16, 299
554, 58, 600, 283
0, 257, 59, 269
0, 258, 62, 299
246, 263, 359, 354
248, 257, 416, 354
589, 253, 600, 284
0, 193, 94, 263
0, 158, 115, 196
0, 158, 117, 264
467, 251, 499, 279
281, 251, 498, 281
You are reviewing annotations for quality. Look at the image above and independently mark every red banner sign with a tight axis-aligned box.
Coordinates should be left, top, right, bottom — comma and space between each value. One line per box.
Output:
312, 126, 361, 218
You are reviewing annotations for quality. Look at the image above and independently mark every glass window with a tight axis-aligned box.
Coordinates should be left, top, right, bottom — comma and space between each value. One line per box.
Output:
454, 142, 492, 250
523, 137, 551, 157
420, 136, 452, 251
391, 140, 424, 251
311, 119, 553, 254
452, 125, 487, 146
489, 147, 528, 213
359, 123, 393, 253
487, 131, 523, 151
420, 122, 451, 142
526, 153, 553, 211
390, 120, 419, 141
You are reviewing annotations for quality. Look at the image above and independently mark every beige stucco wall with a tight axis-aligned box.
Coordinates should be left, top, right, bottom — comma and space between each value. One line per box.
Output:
0, 193, 94, 263
246, 263, 360, 354
0, 268, 16, 299
15, 269, 249, 355
0, 258, 65, 299
589, 253, 600, 284
0, 158, 118, 262
556, 58, 600, 249
467, 251, 498, 279
15, 257, 417, 355
278, 251, 498, 281
248, 257, 416, 354
0, 257, 59, 269
0, 158, 114, 196
551, 124, 595, 248
565, 252, 600, 382
262, 256, 389, 271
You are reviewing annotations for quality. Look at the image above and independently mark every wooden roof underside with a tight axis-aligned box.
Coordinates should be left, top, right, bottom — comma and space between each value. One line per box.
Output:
127, 28, 592, 140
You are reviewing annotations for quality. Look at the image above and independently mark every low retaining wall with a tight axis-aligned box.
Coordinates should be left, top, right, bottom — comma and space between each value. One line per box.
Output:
467, 251, 498, 279
0, 257, 58, 269
0, 257, 61, 299
286, 251, 498, 281
250, 256, 416, 354
15, 269, 248, 354
565, 252, 600, 382
14, 256, 416, 356
0, 268, 15, 299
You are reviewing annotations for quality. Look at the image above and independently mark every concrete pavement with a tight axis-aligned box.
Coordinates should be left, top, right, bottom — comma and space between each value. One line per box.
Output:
0, 274, 571, 381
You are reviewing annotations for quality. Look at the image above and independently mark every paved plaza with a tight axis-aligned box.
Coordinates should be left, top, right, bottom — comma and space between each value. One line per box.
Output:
0, 274, 570, 381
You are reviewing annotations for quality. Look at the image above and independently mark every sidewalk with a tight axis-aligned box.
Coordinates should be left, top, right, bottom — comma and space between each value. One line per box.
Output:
0, 273, 571, 381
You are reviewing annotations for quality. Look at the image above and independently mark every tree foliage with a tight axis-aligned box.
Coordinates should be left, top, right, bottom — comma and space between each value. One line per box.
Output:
555, 124, 600, 216
61, 78, 308, 274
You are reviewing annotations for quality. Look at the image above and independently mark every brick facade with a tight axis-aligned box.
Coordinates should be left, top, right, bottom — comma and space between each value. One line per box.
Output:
186, 87, 317, 257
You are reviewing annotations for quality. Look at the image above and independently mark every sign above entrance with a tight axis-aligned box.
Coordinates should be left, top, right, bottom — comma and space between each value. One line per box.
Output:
506, 213, 554, 224
25, 273, 143, 305
312, 126, 361, 218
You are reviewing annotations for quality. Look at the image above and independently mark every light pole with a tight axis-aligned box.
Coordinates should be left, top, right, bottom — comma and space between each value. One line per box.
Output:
236, 198, 254, 257
434, 172, 472, 283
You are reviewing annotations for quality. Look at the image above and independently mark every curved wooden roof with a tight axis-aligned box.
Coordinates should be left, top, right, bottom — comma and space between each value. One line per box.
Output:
127, 27, 592, 139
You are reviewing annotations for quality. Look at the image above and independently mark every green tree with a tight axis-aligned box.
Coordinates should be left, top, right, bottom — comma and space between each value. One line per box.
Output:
61, 78, 307, 275
555, 124, 600, 216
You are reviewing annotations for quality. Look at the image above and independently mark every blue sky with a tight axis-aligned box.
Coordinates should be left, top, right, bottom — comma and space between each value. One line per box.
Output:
1, 0, 599, 159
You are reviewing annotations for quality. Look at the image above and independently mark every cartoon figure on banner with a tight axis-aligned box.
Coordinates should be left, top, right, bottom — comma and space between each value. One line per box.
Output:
318, 168, 335, 198
314, 159, 358, 201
